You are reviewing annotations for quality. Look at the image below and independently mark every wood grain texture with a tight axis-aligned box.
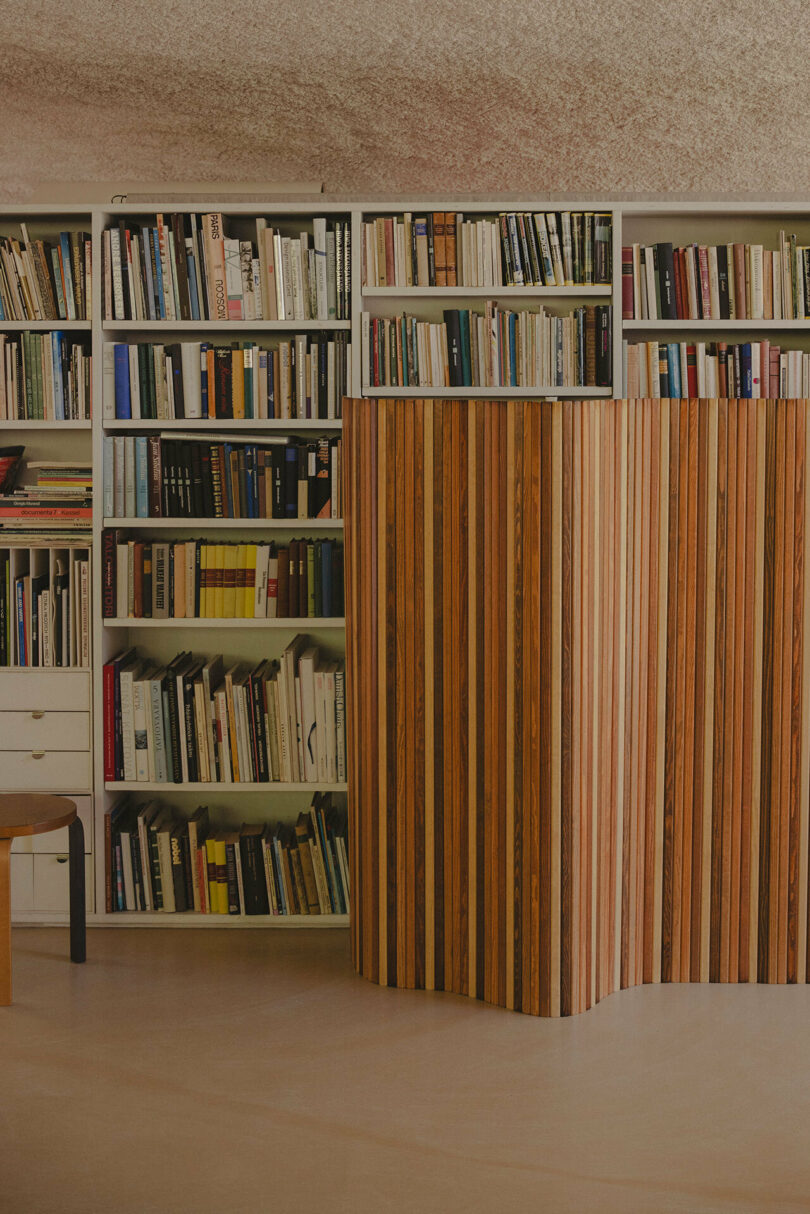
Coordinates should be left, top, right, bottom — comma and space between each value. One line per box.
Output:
345, 397, 810, 1016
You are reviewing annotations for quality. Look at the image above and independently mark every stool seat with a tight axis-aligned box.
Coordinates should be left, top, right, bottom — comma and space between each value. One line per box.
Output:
0, 794, 77, 839
0, 793, 86, 1005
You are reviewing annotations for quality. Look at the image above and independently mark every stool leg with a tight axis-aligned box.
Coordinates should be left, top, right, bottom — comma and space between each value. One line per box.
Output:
0, 837, 11, 1005
68, 817, 85, 964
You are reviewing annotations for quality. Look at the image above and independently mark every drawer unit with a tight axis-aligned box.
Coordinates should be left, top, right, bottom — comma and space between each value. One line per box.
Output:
0, 671, 91, 712
11, 795, 93, 855
0, 711, 90, 751
31, 853, 94, 914
0, 749, 91, 792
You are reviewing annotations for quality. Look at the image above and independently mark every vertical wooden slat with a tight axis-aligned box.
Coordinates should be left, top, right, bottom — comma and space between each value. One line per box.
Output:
701, 398, 719, 985
654, 399, 670, 985
422, 401, 434, 991
778, 401, 796, 985
681, 398, 699, 982
551, 403, 563, 1017
750, 399, 767, 983
799, 400, 810, 986
788, 400, 804, 984
505, 404, 516, 1009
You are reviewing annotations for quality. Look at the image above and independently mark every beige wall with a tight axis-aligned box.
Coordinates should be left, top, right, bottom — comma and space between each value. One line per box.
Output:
0, 0, 808, 199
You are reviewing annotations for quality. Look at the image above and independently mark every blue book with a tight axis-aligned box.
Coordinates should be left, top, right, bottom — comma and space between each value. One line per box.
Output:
667, 343, 681, 399
59, 233, 76, 320
509, 314, 518, 387
135, 436, 149, 518
152, 229, 165, 320
51, 332, 65, 420
741, 343, 753, 398
322, 539, 332, 617
187, 252, 200, 320
114, 344, 131, 418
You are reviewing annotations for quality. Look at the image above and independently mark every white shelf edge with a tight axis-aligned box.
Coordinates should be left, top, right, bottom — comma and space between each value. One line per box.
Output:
102, 319, 351, 332
103, 517, 344, 529
0, 319, 91, 331
623, 319, 810, 331
103, 617, 345, 628
105, 781, 348, 792
362, 386, 613, 398
102, 418, 342, 430
361, 285, 612, 297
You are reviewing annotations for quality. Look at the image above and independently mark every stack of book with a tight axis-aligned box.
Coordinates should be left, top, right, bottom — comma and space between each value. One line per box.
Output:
0, 332, 92, 421
104, 795, 348, 916
0, 544, 91, 667
103, 432, 342, 520
622, 234, 810, 321
362, 211, 612, 287
103, 533, 344, 620
103, 638, 346, 785
0, 226, 91, 321
103, 334, 349, 421
102, 213, 351, 321
362, 304, 612, 389
624, 338, 810, 399
0, 460, 92, 538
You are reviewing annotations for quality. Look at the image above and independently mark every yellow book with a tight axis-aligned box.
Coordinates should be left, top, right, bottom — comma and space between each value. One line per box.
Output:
204, 837, 220, 911
231, 347, 245, 418
242, 544, 257, 617
212, 837, 229, 914
223, 544, 238, 617
213, 544, 226, 618
199, 543, 209, 617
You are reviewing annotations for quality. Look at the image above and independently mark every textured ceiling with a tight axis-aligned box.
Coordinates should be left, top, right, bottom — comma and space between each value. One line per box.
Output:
1, 0, 809, 200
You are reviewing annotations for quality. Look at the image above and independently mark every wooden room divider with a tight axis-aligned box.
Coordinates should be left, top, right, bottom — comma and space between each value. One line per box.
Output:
344, 397, 810, 1015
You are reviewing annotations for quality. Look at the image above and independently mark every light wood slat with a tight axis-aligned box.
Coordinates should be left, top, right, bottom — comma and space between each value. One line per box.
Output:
345, 397, 810, 1016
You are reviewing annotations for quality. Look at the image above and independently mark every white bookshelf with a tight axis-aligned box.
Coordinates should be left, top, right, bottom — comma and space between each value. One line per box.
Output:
5, 193, 808, 929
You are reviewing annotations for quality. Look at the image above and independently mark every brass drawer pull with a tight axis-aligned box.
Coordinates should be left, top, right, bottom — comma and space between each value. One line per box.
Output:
30, 751, 45, 759
31, 711, 44, 720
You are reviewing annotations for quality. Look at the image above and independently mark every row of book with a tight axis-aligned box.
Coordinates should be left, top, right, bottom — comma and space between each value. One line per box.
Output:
102, 334, 349, 421
0, 227, 91, 321
362, 211, 612, 288
103, 534, 345, 620
362, 304, 612, 389
0, 544, 91, 667
623, 340, 810, 400
105, 796, 348, 916
0, 458, 92, 538
103, 638, 346, 785
622, 237, 810, 321
103, 433, 342, 520
0, 332, 91, 421
103, 214, 351, 322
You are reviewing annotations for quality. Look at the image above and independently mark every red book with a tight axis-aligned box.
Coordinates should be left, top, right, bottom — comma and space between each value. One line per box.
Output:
0, 506, 91, 518
621, 247, 634, 319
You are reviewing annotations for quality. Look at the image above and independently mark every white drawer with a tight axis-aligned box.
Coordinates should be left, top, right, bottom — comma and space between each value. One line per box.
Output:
32, 853, 94, 914
0, 750, 91, 791
0, 671, 91, 712
10, 854, 33, 912
12, 795, 93, 855
0, 711, 90, 750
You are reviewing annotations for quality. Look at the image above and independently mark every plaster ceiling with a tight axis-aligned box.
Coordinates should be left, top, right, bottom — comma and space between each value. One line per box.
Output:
0, 0, 809, 200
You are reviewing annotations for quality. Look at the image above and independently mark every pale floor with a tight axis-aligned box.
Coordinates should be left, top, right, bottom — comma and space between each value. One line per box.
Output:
2, 929, 810, 1214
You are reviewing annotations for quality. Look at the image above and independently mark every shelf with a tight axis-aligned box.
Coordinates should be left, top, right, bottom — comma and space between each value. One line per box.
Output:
363, 386, 613, 399
104, 517, 343, 529
623, 319, 810, 331
106, 781, 348, 792
104, 617, 345, 629
0, 665, 91, 673
362, 285, 612, 297
0, 419, 91, 428
102, 418, 342, 431
0, 319, 91, 331
103, 319, 351, 332
94, 912, 349, 928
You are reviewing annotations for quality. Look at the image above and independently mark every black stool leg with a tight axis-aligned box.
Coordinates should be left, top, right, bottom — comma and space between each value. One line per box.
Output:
68, 816, 85, 964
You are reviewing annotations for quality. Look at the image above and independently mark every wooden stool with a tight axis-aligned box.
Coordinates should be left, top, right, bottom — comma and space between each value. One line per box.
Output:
0, 794, 86, 1005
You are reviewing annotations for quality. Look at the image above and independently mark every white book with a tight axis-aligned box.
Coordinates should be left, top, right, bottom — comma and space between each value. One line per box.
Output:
289, 240, 303, 321
298, 647, 319, 782
750, 245, 764, 320
708, 247, 720, 320
113, 436, 126, 518
313, 217, 328, 320
136, 805, 154, 911
116, 543, 128, 618
132, 668, 151, 782
180, 342, 202, 418
323, 663, 337, 783
110, 226, 125, 319
124, 436, 136, 519
335, 667, 346, 782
